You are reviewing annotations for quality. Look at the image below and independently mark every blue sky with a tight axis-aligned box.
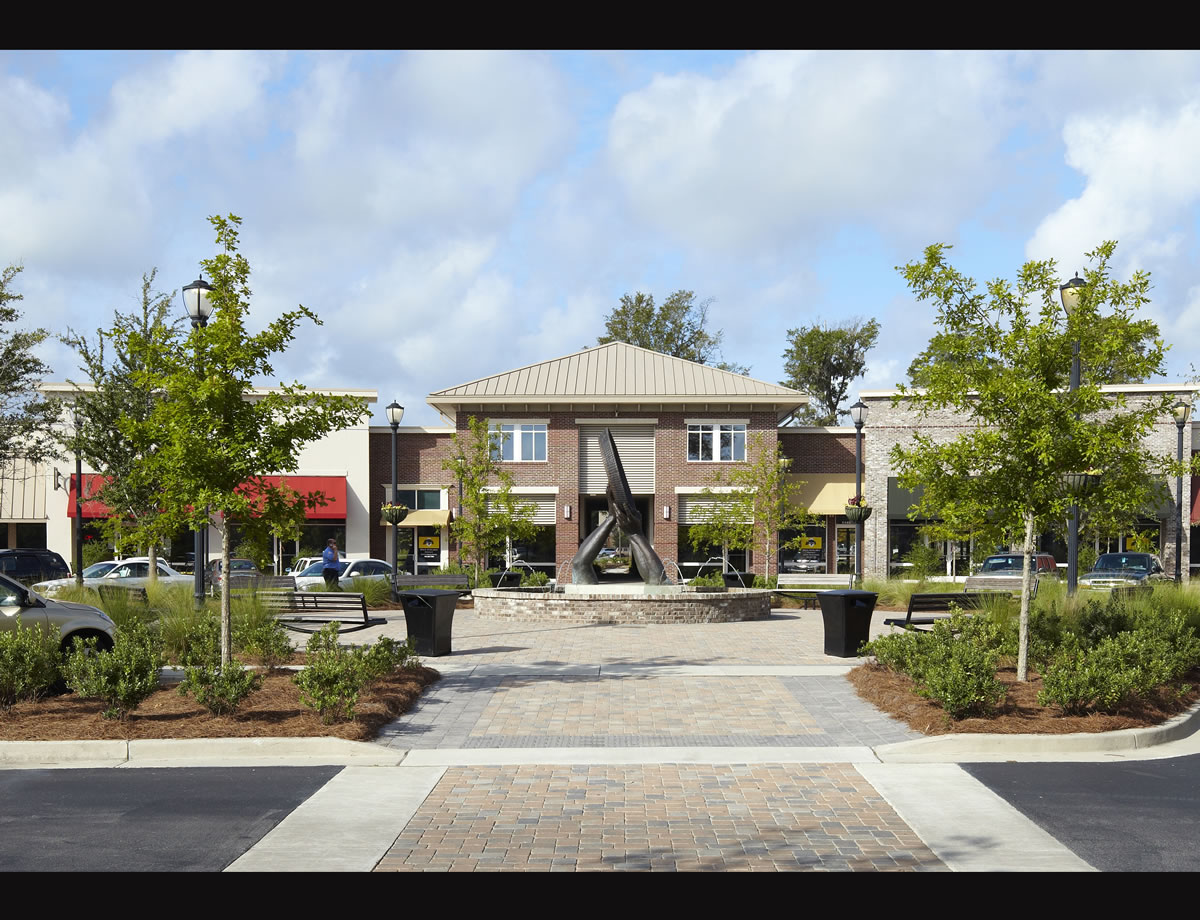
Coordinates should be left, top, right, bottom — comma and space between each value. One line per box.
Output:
3, 50, 1200, 426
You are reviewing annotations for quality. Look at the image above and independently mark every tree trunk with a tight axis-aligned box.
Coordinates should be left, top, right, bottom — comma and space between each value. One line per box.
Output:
1017, 512, 1034, 682
220, 526, 232, 667
148, 543, 158, 584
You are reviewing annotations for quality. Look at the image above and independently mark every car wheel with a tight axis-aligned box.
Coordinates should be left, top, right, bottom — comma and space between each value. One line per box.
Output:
61, 630, 115, 656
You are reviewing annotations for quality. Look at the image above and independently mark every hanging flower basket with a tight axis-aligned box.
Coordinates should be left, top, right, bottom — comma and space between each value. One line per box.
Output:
845, 505, 873, 522
1061, 472, 1100, 498
381, 503, 409, 525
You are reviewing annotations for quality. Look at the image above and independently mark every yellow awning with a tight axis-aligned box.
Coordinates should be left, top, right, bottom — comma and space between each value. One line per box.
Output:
380, 509, 451, 528
789, 473, 858, 516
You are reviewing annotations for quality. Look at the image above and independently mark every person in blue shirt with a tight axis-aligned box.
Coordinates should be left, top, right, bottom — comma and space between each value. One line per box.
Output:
322, 539, 341, 590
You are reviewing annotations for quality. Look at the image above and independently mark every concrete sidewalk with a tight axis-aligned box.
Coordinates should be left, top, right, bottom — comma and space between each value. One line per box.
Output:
5, 606, 1198, 871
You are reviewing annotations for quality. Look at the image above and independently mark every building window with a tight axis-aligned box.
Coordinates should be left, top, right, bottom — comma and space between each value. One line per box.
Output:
394, 489, 442, 510
491, 423, 547, 462
687, 424, 745, 462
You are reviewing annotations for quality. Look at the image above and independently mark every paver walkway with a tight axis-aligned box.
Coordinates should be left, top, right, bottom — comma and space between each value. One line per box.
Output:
232, 605, 1094, 872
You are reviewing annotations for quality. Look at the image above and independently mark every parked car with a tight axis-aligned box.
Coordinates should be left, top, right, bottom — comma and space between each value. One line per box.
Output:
34, 558, 193, 597
0, 548, 71, 586
204, 558, 261, 588
293, 558, 393, 591
1078, 553, 1168, 591
977, 553, 1060, 577
1, 572, 116, 652
287, 556, 322, 575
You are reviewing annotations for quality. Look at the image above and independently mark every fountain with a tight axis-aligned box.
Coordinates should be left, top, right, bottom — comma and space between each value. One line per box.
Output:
472, 429, 772, 624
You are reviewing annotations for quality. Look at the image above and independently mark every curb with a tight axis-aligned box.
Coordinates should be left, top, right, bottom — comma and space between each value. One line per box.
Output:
875, 698, 1200, 761
0, 737, 404, 768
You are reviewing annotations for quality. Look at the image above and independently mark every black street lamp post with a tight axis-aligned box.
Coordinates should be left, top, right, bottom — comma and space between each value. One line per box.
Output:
387, 401, 405, 591
1060, 273, 1085, 596
74, 407, 83, 587
849, 399, 869, 588
1173, 400, 1192, 584
182, 277, 213, 609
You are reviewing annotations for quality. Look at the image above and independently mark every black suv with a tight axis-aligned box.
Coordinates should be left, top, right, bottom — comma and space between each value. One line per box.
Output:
0, 548, 71, 585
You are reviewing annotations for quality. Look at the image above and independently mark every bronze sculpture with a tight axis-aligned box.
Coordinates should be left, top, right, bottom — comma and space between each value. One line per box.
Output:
571, 428, 668, 585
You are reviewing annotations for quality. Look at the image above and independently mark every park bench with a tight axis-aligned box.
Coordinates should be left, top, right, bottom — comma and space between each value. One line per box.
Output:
391, 574, 473, 600
882, 592, 992, 632
773, 572, 853, 610
96, 584, 148, 605
256, 589, 384, 634
227, 575, 297, 597
962, 575, 1040, 600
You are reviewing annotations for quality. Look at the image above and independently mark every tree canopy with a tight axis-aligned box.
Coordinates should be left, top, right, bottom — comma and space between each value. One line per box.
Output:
686, 433, 810, 580
0, 265, 59, 482
128, 215, 370, 664
598, 290, 749, 375
60, 270, 184, 578
780, 318, 880, 425
892, 240, 1187, 680
442, 415, 537, 580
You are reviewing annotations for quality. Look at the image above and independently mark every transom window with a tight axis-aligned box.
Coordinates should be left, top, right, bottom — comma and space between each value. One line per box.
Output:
687, 424, 746, 462
491, 423, 547, 462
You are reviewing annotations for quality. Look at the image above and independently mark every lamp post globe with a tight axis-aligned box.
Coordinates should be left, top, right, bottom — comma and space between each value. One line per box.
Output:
181, 278, 214, 328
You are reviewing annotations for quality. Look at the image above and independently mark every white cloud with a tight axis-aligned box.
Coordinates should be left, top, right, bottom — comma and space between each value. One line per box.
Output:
606, 51, 1015, 251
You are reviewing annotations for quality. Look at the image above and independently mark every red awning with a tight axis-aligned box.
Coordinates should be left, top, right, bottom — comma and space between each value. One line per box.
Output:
68, 473, 347, 521
248, 475, 347, 520
1191, 473, 1200, 525
68, 473, 113, 518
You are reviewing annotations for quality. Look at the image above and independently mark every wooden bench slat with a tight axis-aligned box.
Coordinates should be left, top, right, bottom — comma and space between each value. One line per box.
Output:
256, 590, 384, 633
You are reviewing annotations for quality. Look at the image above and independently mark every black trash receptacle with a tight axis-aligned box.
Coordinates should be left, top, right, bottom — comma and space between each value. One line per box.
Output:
398, 588, 461, 657
722, 572, 750, 588
816, 590, 878, 657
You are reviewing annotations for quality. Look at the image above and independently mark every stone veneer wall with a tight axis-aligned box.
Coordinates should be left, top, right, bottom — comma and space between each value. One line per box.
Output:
472, 588, 773, 623
862, 392, 1194, 580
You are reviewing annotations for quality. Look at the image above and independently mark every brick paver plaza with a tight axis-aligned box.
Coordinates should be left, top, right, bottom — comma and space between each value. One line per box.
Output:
357, 606, 961, 871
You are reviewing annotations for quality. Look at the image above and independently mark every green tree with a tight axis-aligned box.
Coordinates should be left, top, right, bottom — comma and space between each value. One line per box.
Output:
60, 270, 185, 582
686, 433, 811, 580
780, 318, 880, 426
442, 416, 538, 582
130, 215, 369, 665
0, 265, 59, 489
893, 240, 1187, 681
598, 290, 749, 374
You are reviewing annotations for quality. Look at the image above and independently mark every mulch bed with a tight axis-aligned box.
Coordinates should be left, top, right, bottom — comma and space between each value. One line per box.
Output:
0, 666, 441, 743
849, 662, 1200, 735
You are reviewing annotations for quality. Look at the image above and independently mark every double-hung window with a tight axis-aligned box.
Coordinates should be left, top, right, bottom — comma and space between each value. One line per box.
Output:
687, 423, 746, 462
490, 422, 547, 462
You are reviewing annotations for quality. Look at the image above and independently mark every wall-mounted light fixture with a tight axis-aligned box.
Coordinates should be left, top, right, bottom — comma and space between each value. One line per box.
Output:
53, 469, 65, 491
663, 505, 671, 520
563, 504, 572, 520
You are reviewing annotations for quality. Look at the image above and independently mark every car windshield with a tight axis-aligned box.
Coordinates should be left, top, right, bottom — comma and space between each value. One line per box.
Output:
82, 562, 117, 578
299, 561, 348, 577
982, 556, 1021, 571
1093, 554, 1150, 573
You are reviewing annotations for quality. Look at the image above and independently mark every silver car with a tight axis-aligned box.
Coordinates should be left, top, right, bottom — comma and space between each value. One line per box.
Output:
1, 572, 116, 652
34, 558, 193, 597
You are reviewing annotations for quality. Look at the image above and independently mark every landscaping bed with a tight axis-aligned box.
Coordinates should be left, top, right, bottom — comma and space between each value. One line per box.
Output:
0, 665, 440, 743
849, 661, 1200, 735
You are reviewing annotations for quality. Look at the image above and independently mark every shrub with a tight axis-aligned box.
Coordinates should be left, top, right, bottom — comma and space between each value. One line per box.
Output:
903, 542, 944, 583
0, 620, 63, 709
176, 614, 221, 668
293, 623, 416, 723
234, 616, 294, 669
63, 619, 162, 720
177, 660, 262, 716
689, 571, 725, 588
751, 575, 778, 589
520, 570, 550, 588
1038, 612, 1200, 715
293, 623, 364, 724
863, 628, 926, 679
915, 613, 1007, 719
